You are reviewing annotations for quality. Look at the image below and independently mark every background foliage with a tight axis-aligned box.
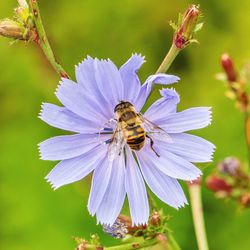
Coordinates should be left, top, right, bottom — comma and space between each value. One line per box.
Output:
1, 0, 250, 249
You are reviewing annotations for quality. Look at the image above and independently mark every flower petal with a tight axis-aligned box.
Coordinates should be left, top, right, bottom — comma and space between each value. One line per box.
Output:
39, 133, 111, 161
94, 59, 124, 109
125, 148, 149, 226
75, 56, 113, 118
87, 156, 113, 216
55, 78, 108, 125
46, 144, 107, 189
157, 107, 212, 133
138, 156, 187, 208
39, 103, 98, 133
96, 154, 126, 226
119, 54, 145, 103
134, 73, 180, 111
137, 143, 201, 181
162, 133, 215, 163
144, 88, 180, 121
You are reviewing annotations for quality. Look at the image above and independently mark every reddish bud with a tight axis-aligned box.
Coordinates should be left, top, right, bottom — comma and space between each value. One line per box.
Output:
173, 5, 200, 49
150, 211, 161, 226
221, 54, 237, 82
206, 175, 232, 193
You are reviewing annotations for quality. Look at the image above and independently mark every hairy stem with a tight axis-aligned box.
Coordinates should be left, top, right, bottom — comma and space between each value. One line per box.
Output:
244, 112, 250, 167
28, 0, 69, 78
156, 44, 180, 73
188, 181, 209, 250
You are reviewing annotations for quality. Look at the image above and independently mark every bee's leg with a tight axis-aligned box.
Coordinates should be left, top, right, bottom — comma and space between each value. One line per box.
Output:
146, 134, 160, 157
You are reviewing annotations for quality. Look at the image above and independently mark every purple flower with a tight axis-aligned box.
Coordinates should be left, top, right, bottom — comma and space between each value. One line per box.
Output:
39, 54, 214, 226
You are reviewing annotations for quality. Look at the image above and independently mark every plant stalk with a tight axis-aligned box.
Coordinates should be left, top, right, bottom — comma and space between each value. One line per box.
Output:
156, 44, 180, 74
28, 0, 69, 78
77, 238, 159, 250
244, 112, 250, 167
188, 181, 209, 250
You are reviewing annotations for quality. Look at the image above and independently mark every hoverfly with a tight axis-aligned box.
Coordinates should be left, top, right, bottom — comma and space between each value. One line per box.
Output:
105, 101, 172, 161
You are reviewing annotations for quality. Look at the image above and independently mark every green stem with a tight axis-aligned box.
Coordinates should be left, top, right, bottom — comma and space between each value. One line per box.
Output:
28, 0, 69, 78
188, 182, 209, 250
156, 44, 180, 74
167, 233, 181, 250
78, 238, 159, 250
107, 238, 158, 250
244, 111, 250, 168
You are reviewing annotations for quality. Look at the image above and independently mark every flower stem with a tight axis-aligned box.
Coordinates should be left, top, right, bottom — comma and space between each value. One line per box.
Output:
156, 44, 180, 74
77, 238, 159, 250
167, 233, 181, 250
28, 0, 69, 78
188, 181, 209, 250
244, 112, 250, 168
107, 238, 159, 250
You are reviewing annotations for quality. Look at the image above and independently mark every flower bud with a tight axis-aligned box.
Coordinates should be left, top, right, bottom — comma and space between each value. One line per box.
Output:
206, 175, 232, 194
0, 19, 25, 40
173, 5, 200, 49
221, 54, 237, 82
150, 211, 161, 226
217, 157, 241, 176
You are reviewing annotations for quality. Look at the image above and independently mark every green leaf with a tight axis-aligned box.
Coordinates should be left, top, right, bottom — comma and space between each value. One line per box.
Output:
194, 22, 204, 33
169, 20, 178, 31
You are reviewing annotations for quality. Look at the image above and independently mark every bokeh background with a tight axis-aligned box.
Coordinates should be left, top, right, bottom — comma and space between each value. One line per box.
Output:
1, 0, 250, 249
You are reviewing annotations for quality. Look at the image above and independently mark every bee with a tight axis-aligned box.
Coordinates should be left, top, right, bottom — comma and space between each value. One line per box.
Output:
107, 101, 172, 159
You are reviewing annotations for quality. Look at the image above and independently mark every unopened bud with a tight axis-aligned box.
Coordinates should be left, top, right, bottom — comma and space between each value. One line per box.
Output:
206, 175, 232, 194
221, 54, 237, 82
0, 19, 25, 40
218, 157, 241, 176
150, 211, 161, 226
173, 5, 200, 49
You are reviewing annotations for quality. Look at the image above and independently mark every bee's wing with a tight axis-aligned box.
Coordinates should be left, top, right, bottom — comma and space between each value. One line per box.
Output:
140, 115, 173, 143
107, 123, 125, 162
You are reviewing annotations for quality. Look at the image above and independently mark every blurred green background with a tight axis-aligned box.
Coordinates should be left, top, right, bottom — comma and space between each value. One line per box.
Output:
1, 0, 250, 249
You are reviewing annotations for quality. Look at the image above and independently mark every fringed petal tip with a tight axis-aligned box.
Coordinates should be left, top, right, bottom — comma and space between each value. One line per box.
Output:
208, 145, 216, 162
44, 175, 58, 190
55, 78, 71, 97
37, 143, 43, 160
207, 107, 213, 124
131, 52, 146, 63
173, 198, 188, 210
38, 102, 46, 120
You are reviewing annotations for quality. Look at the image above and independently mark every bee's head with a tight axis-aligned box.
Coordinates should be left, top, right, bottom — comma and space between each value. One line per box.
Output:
114, 101, 133, 113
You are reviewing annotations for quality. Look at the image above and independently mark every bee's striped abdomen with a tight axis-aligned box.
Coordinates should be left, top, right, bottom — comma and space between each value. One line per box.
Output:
126, 124, 145, 151
114, 101, 146, 151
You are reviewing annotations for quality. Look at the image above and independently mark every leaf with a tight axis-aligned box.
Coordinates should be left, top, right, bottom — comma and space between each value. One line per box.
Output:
194, 22, 204, 33
169, 20, 178, 31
